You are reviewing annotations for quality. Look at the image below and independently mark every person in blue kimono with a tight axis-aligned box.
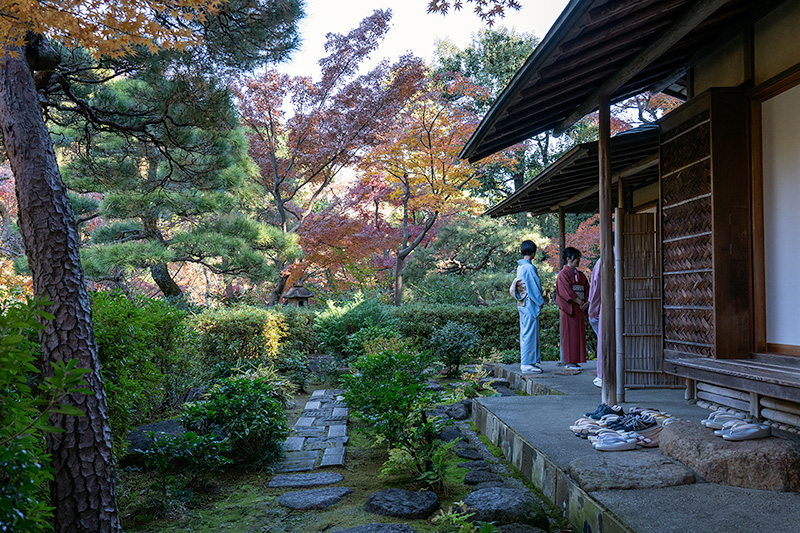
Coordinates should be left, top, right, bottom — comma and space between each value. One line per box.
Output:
511, 240, 545, 373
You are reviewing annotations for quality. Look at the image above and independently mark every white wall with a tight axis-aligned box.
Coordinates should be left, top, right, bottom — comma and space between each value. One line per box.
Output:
762, 83, 800, 347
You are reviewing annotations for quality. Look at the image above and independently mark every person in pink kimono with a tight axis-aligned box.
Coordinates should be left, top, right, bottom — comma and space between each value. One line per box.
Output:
555, 247, 589, 371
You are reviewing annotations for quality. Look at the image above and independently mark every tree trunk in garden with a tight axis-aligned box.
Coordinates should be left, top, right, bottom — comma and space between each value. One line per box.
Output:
0, 50, 121, 532
149, 263, 184, 298
513, 171, 526, 227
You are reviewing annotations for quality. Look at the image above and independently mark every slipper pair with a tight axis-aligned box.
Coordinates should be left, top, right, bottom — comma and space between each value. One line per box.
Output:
716, 422, 771, 441
593, 433, 637, 451
701, 410, 748, 429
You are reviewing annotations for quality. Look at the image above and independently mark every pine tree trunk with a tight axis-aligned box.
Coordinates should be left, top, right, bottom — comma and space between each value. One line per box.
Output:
0, 50, 120, 532
150, 263, 183, 297
513, 171, 526, 228
393, 253, 407, 306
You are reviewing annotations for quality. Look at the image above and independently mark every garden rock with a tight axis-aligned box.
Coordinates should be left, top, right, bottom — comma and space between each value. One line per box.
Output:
458, 460, 491, 471
499, 524, 548, 533
480, 377, 510, 389
464, 470, 503, 485
268, 472, 344, 488
463, 487, 549, 530
660, 420, 800, 491
436, 426, 467, 443
473, 481, 507, 490
455, 446, 482, 460
364, 488, 439, 519
124, 419, 185, 463
333, 525, 419, 533
568, 451, 695, 491
445, 399, 472, 420
426, 381, 445, 392
276, 487, 353, 510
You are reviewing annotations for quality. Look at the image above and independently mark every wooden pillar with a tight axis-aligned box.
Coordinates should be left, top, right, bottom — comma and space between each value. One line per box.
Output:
615, 177, 625, 402
558, 207, 566, 269
558, 206, 566, 363
599, 95, 617, 406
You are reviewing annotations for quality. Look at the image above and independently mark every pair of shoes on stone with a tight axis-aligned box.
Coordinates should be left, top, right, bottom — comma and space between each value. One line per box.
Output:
713, 419, 771, 440
585, 403, 623, 420
701, 410, 748, 429
608, 414, 656, 432
592, 433, 637, 451
565, 363, 582, 371
520, 364, 542, 374
593, 377, 603, 388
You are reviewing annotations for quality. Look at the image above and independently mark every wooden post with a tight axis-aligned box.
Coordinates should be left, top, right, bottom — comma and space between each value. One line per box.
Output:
558, 206, 566, 363
558, 207, 566, 269
599, 95, 617, 406
615, 179, 626, 401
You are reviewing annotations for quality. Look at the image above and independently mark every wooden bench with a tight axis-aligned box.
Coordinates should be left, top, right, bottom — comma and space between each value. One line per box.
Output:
665, 353, 800, 404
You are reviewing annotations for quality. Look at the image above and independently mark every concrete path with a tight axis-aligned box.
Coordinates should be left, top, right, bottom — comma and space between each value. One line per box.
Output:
475, 361, 800, 533
276, 389, 348, 472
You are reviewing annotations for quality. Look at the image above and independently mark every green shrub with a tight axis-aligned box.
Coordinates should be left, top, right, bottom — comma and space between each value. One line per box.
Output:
390, 302, 562, 361
429, 321, 481, 376
409, 275, 477, 306
181, 375, 290, 467
91, 291, 192, 455
190, 304, 317, 377
342, 324, 400, 365
0, 299, 90, 533
141, 431, 231, 504
314, 294, 395, 356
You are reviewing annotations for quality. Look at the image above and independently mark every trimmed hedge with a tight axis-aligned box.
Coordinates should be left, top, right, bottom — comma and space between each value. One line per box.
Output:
189, 304, 316, 375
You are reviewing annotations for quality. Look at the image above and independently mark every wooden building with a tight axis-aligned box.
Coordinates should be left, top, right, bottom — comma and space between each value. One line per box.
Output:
465, 0, 800, 425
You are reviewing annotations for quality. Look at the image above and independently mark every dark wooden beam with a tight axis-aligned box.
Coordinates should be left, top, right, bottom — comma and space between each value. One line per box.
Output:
553, 0, 730, 137
599, 95, 617, 406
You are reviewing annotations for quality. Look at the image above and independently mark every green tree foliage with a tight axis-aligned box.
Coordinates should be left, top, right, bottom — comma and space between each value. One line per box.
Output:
47, 0, 305, 297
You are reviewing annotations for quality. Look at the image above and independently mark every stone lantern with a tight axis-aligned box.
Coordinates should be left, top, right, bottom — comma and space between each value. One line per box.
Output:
282, 284, 314, 307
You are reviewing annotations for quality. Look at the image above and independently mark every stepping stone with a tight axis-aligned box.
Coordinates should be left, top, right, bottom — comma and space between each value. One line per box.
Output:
333, 407, 349, 418
328, 425, 348, 438
333, 525, 420, 533
276, 487, 353, 510
305, 400, 322, 410
268, 472, 344, 488
464, 470, 503, 485
445, 400, 472, 420
291, 427, 328, 438
283, 436, 306, 452
365, 488, 439, 519
308, 438, 348, 450
463, 487, 548, 529
568, 450, 695, 492
312, 389, 328, 398
320, 446, 346, 467
458, 460, 491, 471
276, 450, 322, 472
294, 417, 315, 427
426, 381, 445, 392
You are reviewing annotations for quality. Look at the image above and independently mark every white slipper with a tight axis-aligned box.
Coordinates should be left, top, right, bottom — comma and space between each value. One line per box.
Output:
722, 424, 771, 441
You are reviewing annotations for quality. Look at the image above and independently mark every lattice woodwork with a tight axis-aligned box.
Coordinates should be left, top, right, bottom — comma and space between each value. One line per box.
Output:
660, 121, 711, 175
663, 235, 713, 272
663, 272, 713, 307
662, 196, 712, 237
662, 159, 711, 206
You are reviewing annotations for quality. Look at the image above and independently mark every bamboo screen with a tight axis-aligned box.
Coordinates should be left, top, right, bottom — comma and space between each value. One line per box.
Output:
660, 110, 715, 358
623, 213, 681, 387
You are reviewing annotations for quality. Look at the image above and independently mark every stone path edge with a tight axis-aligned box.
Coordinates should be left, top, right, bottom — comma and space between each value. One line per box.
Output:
472, 399, 635, 533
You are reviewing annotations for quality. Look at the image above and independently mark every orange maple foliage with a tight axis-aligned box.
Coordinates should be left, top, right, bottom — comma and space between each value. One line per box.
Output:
0, 0, 221, 58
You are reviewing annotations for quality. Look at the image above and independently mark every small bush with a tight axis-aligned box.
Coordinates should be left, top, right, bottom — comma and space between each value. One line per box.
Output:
429, 321, 481, 377
190, 305, 317, 377
342, 324, 401, 365
181, 374, 290, 467
91, 291, 192, 456
409, 275, 477, 306
314, 294, 395, 356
